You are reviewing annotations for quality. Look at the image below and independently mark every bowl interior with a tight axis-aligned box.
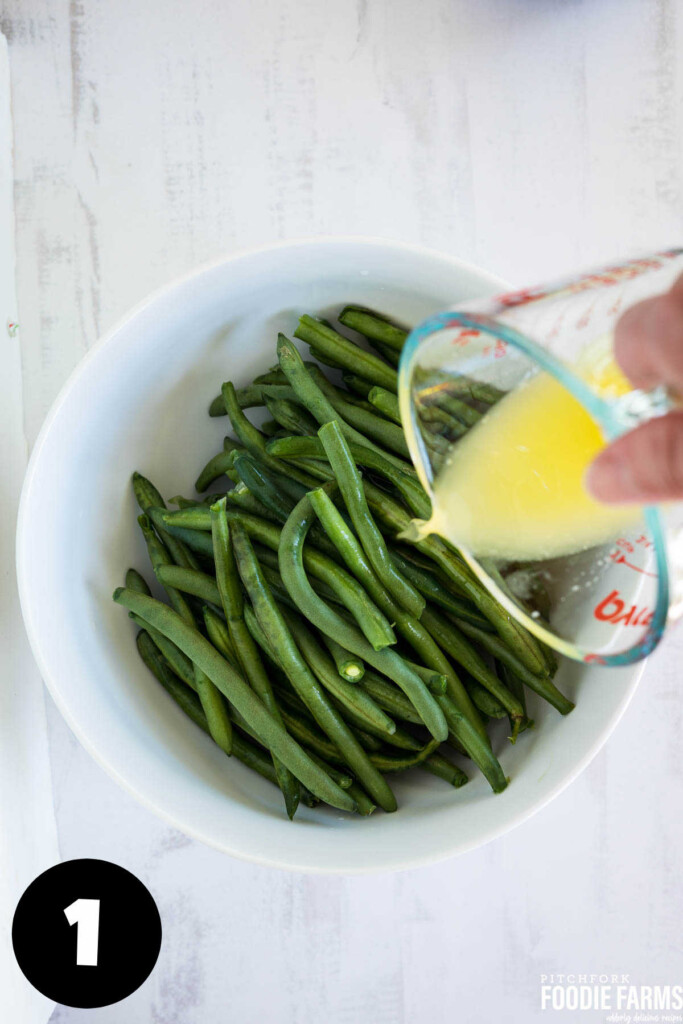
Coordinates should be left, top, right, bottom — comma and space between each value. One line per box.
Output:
17, 239, 641, 872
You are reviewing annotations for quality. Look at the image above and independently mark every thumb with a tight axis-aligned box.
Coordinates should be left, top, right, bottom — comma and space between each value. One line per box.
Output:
586, 411, 683, 504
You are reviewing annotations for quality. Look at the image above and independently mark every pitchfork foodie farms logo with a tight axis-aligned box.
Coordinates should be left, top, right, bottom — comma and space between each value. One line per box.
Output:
540, 975, 683, 1020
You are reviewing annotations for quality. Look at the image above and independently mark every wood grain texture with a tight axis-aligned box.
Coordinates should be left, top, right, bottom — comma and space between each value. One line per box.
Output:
3, 0, 683, 1020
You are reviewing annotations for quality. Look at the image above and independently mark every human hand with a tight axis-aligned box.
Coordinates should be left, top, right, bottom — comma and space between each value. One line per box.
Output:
586, 273, 683, 503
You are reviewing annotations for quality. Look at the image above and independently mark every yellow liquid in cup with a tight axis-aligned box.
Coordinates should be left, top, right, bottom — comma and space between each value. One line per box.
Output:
421, 348, 640, 562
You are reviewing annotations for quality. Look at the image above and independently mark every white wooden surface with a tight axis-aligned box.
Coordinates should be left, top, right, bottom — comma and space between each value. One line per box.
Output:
5, 0, 683, 1020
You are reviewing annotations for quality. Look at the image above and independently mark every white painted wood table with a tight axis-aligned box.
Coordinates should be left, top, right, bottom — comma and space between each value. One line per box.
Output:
5, 0, 683, 1020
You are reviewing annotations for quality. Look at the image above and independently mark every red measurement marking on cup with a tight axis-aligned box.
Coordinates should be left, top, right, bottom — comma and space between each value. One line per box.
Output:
481, 338, 508, 359
496, 253, 678, 312
499, 285, 548, 308
608, 536, 657, 577
593, 589, 654, 628
450, 328, 480, 346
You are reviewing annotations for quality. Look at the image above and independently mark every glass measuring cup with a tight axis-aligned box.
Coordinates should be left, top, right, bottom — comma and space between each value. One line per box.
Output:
399, 249, 683, 665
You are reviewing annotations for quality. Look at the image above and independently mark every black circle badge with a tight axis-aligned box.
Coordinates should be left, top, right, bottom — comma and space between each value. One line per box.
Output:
12, 858, 162, 1008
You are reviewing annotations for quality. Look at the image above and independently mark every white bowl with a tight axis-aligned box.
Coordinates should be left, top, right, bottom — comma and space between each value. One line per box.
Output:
17, 238, 642, 873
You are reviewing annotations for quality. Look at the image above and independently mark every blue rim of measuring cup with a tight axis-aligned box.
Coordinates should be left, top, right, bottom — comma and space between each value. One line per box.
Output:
398, 310, 669, 667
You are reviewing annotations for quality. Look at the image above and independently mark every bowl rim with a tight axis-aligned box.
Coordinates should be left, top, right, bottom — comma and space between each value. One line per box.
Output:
16, 235, 645, 873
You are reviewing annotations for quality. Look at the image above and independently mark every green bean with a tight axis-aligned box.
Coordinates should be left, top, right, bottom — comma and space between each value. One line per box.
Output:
426, 392, 481, 429
305, 366, 376, 415
156, 563, 221, 605
138, 514, 195, 624
321, 635, 365, 683
139, 641, 307, 797
231, 454, 335, 555
331, 390, 376, 414
423, 368, 506, 406
194, 665, 233, 756
304, 485, 485, 739
276, 335, 410, 473
209, 382, 299, 417
231, 452, 298, 523
235, 681, 352, 794
245, 506, 397, 649
170, 495, 201, 508
252, 544, 343, 607
414, 371, 483, 427
422, 752, 469, 788
360, 478, 548, 676
294, 314, 398, 391
368, 739, 439, 774
318, 421, 424, 617
163, 507, 398, 653
150, 659, 311, 802
221, 382, 320, 489
139, 633, 262, 794
258, 565, 299, 610
417, 401, 468, 440
253, 366, 288, 385
498, 661, 531, 729
137, 627, 199, 702
114, 588, 354, 811
266, 435, 428, 517
242, 602, 283, 665
371, 340, 401, 367
451, 616, 574, 715
264, 396, 319, 437
342, 373, 374, 399
278, 495, 447, 742
305, 751, 354, 789
278, 697, 382, 758
308, 365, 410, 458
150, 509, 216, 560
389, 549, 491, 629
345, 782, 376, 815
164, 509, 498, 748
276, 701, 345, 764
132, 472, 167, 514
466, 679, 507, 720
226, 482, 280, 521
436, 694, 508, 794
260, 419, 280, 438
129, 613, 196, 688
139, 555, 232, 754
406, 662, 448, 694
211, 498, 300, 818
202, 605, 238, 666
125, 567, 151, 595
368, 387, 401, 424
133, 473, 198, 570
349, 717, 422, 751
281, 609, 397, 738
230, 522, 397, 812
345, 728, 381, 753
359, 670, 423, 725
338, 306, 408, 352
308, 345, 345, 370
196, 443, 242, 493
419, 606, 524, 727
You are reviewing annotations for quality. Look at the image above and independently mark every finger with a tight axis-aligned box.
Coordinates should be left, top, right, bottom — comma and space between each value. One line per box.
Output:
614, 273, 683, 393
586, 411, 683, 504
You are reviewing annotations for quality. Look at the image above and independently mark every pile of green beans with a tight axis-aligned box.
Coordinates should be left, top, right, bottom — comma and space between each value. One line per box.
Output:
116, 306, 572, 820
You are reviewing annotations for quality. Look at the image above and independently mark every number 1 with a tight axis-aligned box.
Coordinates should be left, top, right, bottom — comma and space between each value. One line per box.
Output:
64, 898, 100, 966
